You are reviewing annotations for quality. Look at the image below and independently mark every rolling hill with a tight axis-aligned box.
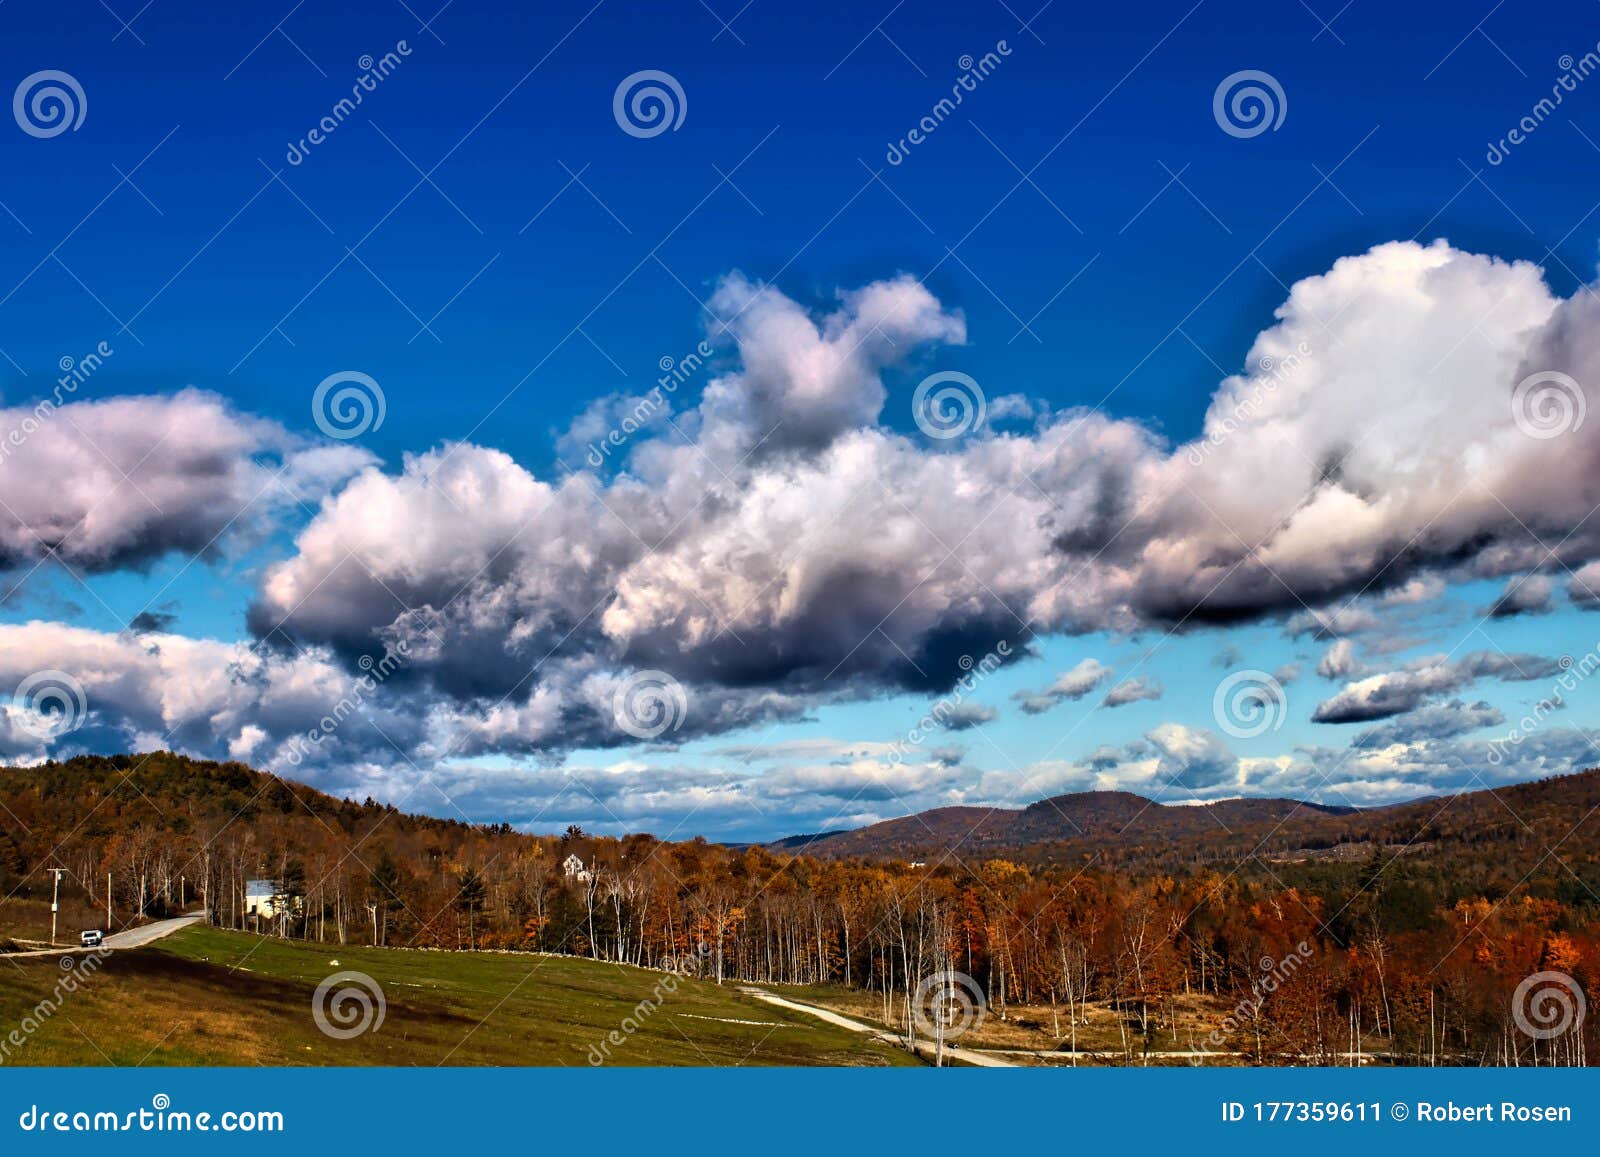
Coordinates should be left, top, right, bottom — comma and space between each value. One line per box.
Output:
772, 791, 1360, 859
769, 772, 1600, 878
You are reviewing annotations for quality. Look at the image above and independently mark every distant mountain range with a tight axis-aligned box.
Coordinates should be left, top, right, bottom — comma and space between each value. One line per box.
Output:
766, 772, 1600, 870
769, 792, 1359, 859
7, 753, 1600, 886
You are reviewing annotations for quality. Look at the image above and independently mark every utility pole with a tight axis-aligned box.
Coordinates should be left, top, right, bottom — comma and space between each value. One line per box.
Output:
47, 868, 66, 946
106, 872, 112, 929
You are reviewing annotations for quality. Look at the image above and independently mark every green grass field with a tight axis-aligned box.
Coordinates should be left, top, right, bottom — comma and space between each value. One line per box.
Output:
0, 927, 919, 1067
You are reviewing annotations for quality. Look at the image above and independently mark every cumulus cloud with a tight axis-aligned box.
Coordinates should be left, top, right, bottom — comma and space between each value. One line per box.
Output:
554, 390, 677, 467
1568, 562, 1600, 608
19, 241, 1600, 781
1351, 699, 1506, 748
1144, 723, 1238, 790
1382, 575, 1446, 606
935, 702, 998, 731
1317, 639, 1364, 680
1489, 574, 1553, 618
1014, 657, 1112, 714
1211, 644, 1242, 669
224, 245, 1600, 756
1286, 607, 1382, 639
0, 620, 424, 770
696, 272, 967, 454
0, 390, 371, 573
1312, 651, 1562, 723
127, 609, 177, 634
1103, 676, 1163, 708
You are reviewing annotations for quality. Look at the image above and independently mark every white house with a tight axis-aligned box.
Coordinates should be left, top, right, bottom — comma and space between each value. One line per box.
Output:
244, 879, 278, 918
244, 878, 303, 919
562, 854, 592, 883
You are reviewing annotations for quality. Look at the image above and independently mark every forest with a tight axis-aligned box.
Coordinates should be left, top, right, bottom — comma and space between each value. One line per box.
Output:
2, 751, 1597, 1065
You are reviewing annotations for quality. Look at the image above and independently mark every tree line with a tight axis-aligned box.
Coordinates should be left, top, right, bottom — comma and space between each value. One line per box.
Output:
2, 752, 1596, 1065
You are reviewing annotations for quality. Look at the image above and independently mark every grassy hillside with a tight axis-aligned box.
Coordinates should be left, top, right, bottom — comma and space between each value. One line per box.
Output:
0, 927, 917, 1067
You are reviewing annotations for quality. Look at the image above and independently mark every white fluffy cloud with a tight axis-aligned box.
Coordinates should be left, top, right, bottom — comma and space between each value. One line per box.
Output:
232, 245, 1600, 756
12, 242, 1600, 818
1312, 651, 1562, 723
0, 390, 371, 572
1317, 639, 1363, 680
1014, 657, 1112, 714
1102, 676, 1164, 708
0, 620, 422, 770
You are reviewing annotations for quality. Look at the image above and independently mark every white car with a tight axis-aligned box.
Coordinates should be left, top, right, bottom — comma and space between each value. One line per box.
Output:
79, 930, 103, 947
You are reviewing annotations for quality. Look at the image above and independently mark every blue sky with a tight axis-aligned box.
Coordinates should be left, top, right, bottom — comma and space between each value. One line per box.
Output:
3, 0, 1600, 838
